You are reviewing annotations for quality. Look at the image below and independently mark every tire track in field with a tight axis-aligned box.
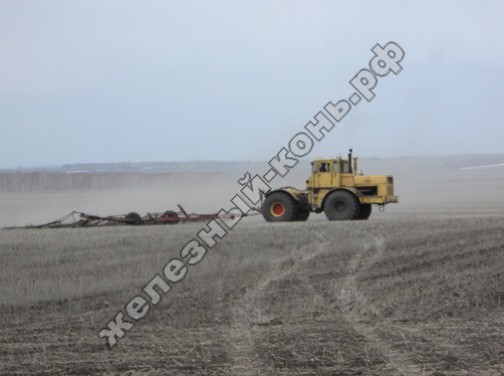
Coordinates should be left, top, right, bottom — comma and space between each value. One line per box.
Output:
336, 232, 427, 375
225, 228, 431, 374
225, 230, 330, 374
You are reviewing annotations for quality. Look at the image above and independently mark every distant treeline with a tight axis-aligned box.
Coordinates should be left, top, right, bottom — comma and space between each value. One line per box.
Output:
0, 172, 228, 192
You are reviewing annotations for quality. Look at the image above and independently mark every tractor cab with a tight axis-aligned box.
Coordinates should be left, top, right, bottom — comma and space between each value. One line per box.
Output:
312, 158, 351, 175
307, 159, 347, 197
307, 150, 358, 190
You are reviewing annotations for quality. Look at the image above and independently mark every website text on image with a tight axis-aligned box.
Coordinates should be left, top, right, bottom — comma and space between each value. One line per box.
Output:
98, 41, 405, 347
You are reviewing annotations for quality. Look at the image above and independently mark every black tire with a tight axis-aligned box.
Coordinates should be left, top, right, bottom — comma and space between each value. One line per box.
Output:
295, 207, 310, 221
262, 192, 298, 222
126, 212, 143, 225
324, 190, 361, 221
357, 204, 372, 220
163, 210, 180, 224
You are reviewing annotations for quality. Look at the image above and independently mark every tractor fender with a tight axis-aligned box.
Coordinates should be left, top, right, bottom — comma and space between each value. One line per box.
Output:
321, 187, 363, 209
265, 187, 308, 205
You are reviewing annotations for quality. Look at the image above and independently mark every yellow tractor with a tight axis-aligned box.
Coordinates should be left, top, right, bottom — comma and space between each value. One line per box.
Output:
261, 149, 398, 221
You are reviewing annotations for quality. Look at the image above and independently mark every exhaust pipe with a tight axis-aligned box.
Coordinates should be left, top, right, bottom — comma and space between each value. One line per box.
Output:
348, 149, 353, 174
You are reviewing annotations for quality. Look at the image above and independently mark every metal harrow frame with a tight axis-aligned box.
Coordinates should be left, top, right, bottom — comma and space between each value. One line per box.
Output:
6, 205, 257, 229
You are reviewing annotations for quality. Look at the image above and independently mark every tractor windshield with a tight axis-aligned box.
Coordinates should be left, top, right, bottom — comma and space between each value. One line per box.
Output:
333, 160, 350, 173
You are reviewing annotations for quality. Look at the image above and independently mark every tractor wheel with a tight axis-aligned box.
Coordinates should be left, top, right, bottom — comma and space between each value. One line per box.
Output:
357, 204, 372, 220
163, 210, 180, 224
262, 192, 298, 222
295, 207, 311, 221
127, 212, 143, 225
324, 191, 361, 221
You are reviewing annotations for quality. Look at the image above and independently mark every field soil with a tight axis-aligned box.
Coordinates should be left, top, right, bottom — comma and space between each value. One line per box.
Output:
1, 157, 504, 375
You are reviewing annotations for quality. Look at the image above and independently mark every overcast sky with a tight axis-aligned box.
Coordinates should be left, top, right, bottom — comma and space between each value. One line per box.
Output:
1, 1, 503, 168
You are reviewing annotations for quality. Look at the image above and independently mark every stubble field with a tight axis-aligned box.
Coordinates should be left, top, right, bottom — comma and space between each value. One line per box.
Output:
1, 157, 504, 375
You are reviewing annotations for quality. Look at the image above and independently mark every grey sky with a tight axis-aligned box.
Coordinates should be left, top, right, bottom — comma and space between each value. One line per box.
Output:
1, 1, 503, 168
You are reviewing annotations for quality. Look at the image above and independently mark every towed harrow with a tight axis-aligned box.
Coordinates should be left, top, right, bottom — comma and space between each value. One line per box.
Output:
6, 204, 258, 229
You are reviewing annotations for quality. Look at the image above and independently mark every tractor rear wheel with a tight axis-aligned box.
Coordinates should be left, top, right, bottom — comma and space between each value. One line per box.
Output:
262, 192, 298, 222
324, 191, 361, 221
357, 204, 372, 220
295, 207, 310, 221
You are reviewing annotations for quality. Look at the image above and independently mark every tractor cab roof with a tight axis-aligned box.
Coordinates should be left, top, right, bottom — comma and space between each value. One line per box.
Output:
311, 157, 349, 164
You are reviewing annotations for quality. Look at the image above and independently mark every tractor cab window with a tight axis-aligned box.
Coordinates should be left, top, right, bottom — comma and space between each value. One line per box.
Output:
341, 161, 350, 173
333, 160, 350, 173
319, 162, 330, 173
333, 160, 349, 173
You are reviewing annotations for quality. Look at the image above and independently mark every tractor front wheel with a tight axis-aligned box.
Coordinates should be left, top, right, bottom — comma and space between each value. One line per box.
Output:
324, 191, 361, 221
262, 192, 298, 222
357, 204, 372, 220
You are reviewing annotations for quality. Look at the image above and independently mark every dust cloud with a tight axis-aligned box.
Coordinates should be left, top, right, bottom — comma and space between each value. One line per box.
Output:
1, 155, 504, 228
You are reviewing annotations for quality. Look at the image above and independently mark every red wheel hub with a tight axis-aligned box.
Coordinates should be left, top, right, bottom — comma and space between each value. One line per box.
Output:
271, 202, 285, 217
